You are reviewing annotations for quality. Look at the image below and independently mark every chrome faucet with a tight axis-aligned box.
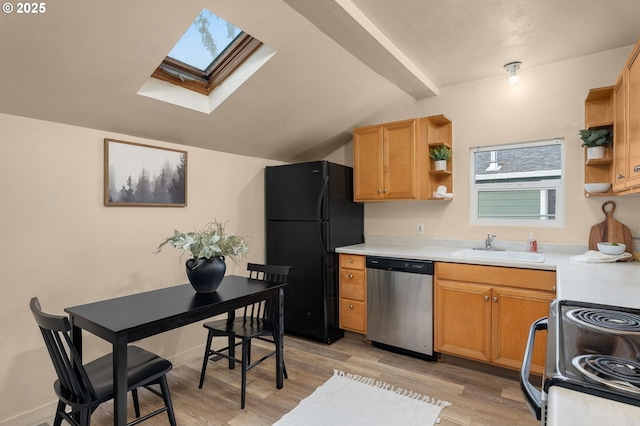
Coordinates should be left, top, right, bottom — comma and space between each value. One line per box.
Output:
485, 233, 496, 249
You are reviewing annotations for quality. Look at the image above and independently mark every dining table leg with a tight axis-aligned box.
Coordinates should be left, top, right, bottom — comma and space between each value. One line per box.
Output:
113, 337, 128, 426
276, 287, 284, 389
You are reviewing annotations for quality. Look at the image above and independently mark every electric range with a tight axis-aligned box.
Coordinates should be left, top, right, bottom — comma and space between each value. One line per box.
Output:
521, 299, 640, 425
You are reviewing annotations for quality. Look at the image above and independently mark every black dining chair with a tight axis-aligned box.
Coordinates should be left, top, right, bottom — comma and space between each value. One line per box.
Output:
29, 297, 177, 426
198, 263, 291, 408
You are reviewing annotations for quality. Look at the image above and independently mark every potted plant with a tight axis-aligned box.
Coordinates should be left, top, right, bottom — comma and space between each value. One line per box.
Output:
579, 128, 612, 160
429, 146, 452, 171
156, 220, 249, 293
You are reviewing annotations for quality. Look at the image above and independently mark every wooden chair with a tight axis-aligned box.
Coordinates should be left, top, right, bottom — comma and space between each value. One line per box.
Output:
198, 263, 291, 408
30, 297, 177, 426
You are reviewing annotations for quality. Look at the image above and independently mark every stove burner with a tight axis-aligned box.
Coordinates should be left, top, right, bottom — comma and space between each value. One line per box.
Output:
573, 355, 640, 395
567, 308, 640, 334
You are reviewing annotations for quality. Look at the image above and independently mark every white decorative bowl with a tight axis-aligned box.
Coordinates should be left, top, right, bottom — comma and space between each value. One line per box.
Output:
584, 183, 611, 193
597, 242, 626, 255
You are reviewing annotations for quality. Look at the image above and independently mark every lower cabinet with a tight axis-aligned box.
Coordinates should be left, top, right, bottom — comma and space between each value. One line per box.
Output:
339, 254, 367, 334
435, 262, 555, 375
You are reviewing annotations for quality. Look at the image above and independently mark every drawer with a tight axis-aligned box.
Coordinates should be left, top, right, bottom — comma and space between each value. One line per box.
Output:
340, 253, 365, 270
340, 299, 366, 333
436, 262, 556, 292
340, 269, 365, 301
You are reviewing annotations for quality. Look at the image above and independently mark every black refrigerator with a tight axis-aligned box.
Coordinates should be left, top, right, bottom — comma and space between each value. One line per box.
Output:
265, 161, 364, 344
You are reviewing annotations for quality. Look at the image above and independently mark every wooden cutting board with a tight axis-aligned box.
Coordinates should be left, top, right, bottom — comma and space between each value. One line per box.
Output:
588, 201, 633, 257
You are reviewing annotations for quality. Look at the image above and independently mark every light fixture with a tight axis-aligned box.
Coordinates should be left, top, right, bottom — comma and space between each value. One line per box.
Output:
504, 61, 522, 85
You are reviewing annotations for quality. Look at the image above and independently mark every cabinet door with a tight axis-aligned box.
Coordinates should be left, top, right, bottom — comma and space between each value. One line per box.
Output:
340, 299, 366, 332
613, 71, 628, 191
627, 45, 640, 187
354, 126, 384, 201
383, 119, 418, 199
435, 280, 491, 362
491, 287, 553, 375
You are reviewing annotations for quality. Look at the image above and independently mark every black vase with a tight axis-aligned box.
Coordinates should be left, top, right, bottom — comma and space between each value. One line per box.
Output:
185, 256, 226, 293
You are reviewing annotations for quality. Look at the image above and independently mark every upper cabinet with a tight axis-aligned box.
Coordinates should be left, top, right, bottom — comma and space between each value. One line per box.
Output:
353, 115, 452, 202
583, 86, 614, 196
585, 37, 640, 196
626, 39, 640, 188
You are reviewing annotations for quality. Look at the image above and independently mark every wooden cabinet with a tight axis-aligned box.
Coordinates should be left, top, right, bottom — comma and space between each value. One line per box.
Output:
339, 254, 366, 333
435, 262, 555, 375
583, 86, 614, 196
353, 115, 452, 201
585, 37, 640, 196
613, 73, 627, 191
626, 39, 640, 188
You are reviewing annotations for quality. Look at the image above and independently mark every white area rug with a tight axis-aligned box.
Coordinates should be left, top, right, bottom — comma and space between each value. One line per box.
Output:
274, 370, 451, 426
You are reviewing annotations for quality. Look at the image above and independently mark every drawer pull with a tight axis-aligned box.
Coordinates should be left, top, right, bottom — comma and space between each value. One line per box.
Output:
348, 273, 353, 279
349, 304, 354, 309
348, 258, 353, 263
635, 165, 640, 173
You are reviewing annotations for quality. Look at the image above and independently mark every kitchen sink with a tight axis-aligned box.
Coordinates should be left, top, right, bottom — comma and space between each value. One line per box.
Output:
450, 248, 546, 263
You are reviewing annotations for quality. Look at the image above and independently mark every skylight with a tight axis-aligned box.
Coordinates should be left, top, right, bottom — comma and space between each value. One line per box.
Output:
167, 10, 241, 72
151, 9, 262, 95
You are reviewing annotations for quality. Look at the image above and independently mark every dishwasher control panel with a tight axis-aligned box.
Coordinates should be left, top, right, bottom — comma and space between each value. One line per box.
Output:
366, 256, 433, 275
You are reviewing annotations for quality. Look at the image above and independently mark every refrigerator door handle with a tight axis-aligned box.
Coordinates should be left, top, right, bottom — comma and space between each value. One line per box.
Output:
317, 175, 329, 257
316, 175, 328, 222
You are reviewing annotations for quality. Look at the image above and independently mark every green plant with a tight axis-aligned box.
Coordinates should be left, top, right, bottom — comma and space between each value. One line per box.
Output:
579, 128, 612, 148
156, 220, 249, 263
429, 146, 452, 161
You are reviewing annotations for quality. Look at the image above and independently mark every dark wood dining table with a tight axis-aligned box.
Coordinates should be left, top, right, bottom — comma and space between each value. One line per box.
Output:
65, 275, 286, 426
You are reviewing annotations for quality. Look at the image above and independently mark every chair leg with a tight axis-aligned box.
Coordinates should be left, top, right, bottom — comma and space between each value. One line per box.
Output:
79, 407, 91, 426
159, 375, 177, 426
228, 335, 236, 369
199, 329, 215, 388
132, 388, 141, 418
53, 401, 65, 426
240, 338, 250, 409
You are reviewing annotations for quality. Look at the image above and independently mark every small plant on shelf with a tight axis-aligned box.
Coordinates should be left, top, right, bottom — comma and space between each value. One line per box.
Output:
578, 128, 612, 148
429, 146, 452, 161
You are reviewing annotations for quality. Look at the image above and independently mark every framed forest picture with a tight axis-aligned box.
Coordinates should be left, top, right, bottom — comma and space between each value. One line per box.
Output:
104, 139, 187, 207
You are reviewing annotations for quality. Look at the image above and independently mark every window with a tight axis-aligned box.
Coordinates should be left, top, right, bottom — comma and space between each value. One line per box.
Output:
151, 9, 262, 95
470, 139, 564, 227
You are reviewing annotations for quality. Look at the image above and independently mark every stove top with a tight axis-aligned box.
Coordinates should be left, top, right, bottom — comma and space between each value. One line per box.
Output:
567, 307, 640, 334
572, 354, 640, 395
546, 300, 640, 406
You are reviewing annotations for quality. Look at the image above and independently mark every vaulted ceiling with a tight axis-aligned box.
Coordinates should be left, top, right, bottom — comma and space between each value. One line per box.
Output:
1, 0, 639, 162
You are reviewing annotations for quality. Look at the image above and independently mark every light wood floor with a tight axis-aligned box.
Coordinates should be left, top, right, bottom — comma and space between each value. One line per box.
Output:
76, 332, 539, 425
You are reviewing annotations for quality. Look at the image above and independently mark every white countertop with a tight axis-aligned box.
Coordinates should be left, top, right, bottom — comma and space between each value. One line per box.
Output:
336, 237, 640, 309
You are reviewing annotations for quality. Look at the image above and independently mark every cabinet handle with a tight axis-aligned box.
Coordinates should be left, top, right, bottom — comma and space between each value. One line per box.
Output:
493, 296, 498, 302
484, 295, 489, 301
618, 174, 625, 180
378, 189, 382, 193
348, 274, 353, 279
348, 258, 353, 263
349, 304, 353, 309
635, 165, 640, 173
383, 188, 388, 193
552, 286, 556, 291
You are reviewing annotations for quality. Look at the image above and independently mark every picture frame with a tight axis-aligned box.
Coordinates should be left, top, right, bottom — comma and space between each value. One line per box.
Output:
104, 139, 187, 207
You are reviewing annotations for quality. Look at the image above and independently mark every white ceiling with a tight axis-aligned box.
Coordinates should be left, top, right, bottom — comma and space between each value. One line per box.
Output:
1, 0, 639, 162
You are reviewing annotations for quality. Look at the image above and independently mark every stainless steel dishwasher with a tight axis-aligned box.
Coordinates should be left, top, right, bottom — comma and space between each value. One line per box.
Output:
366, 256, 435, 359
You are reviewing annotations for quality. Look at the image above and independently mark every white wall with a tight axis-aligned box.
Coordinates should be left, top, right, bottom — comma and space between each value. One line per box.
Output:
358, 47, 640, 245
0, 113, 282, 425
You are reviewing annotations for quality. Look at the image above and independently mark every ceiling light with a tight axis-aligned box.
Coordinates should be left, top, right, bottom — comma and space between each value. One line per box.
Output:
504, 61, 522, 85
